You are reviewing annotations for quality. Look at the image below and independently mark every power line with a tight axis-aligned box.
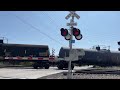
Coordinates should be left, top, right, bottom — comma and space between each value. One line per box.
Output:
31, 11, 61, 38
37, 12, 63, 37
42, 12, 65, 32
10, 12, 65, 46
42, 12, 61, 28
41, 11, 68, 42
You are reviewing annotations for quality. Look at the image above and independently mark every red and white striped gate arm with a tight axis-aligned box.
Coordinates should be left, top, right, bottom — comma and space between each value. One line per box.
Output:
4, 56, 55, 61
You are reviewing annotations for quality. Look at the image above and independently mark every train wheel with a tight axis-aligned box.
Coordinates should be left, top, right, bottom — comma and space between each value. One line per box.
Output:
33, 66, 38, 69
58, 66, 63, 70
57, 63, 63, 70
57, 62, 64, 70
33, 63, 38, 69
45, 63, 49, 69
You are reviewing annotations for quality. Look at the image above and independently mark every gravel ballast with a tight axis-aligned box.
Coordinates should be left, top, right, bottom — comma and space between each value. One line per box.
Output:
39, 67, 120, 79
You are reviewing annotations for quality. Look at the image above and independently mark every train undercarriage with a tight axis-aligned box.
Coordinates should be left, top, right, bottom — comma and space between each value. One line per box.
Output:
57, 60, 74, 70
0, 59, 51, 69
32, 61, 50, 69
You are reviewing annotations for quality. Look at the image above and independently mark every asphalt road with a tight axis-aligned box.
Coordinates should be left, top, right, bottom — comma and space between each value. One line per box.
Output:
0, 66, 92, 79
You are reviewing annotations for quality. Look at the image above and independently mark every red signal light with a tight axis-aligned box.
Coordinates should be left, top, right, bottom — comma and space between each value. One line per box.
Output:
73, 28, 80, 36
60, 28, 68, 36
60, 28, 70, 40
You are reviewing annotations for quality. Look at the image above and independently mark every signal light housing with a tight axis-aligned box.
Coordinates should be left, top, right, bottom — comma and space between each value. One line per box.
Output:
118, 48, 120, 51
60, 28, 68, 36
118, 41, 120, 45
0, 40, 3, 44
60, 28, 71, 40
60, 27, 83, 41
73, 28, 82, 40
73, 28, 80, 36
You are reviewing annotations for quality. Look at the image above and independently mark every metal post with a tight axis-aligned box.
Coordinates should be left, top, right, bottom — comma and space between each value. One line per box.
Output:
65, 11, 80, 79
67, 16, 74, 79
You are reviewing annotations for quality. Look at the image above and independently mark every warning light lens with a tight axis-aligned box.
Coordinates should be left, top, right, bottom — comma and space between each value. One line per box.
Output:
74, 31, 79, 36
60, 28, 68, 36
73, 28, 80, 36
63, 31, 67, 36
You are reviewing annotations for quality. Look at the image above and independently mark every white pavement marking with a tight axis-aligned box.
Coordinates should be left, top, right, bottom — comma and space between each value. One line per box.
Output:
0, 66, 92, 79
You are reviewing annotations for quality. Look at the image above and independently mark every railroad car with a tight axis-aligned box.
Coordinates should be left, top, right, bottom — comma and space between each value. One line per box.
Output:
1, 38, 120, 70
0, 39, 55, 69
58, 46, 120, 68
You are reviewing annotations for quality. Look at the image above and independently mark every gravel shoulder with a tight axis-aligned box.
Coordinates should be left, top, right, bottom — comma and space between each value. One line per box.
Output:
39, 72, 120, 79
39, 66, 120, 79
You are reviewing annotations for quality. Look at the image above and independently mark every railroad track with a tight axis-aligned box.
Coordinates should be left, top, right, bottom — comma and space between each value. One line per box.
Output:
62, 68, 120, 76
73, 68, 120, 75
38, 67, 120, 79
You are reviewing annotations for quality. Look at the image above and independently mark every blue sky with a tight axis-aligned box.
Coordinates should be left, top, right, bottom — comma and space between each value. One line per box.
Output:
0, 11, 120, 55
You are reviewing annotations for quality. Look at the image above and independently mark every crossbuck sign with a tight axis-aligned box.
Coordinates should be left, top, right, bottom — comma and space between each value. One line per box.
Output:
65, 11, 80, 26
65, 11, 80, 20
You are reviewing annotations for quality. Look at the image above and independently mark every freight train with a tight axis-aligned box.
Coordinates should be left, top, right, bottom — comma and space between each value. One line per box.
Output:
0, 39, 84, 69
59, 46, 120, 68
1, 39, 120, 69
0, 39, 55, 69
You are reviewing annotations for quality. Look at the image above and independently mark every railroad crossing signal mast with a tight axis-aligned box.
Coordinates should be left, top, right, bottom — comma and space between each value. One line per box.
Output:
60, 11, 82, 79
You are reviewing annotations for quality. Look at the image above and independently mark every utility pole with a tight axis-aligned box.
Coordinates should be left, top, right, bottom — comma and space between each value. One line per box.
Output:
65, 11, 80, 79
